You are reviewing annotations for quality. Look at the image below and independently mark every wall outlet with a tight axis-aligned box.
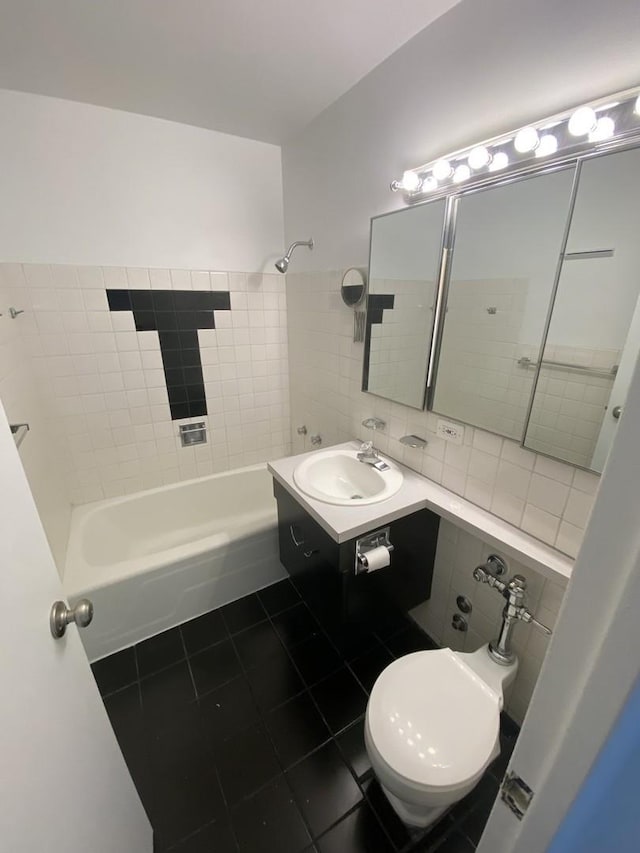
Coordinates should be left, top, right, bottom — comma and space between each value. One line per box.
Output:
436, 418, 465, 445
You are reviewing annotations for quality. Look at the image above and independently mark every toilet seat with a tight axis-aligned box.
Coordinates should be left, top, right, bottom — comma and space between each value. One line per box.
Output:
366, 648, 501, 792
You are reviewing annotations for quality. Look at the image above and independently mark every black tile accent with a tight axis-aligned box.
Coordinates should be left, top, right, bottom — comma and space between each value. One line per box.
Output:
316, 802, 393, 853
272, 603, 319, 648
199, 676, 260, 748
258, 579, 301, 615
289, 634, 343, 687
311, 668, 368, 734
233, 620, 286, 670
231, 776, 311, 853
349, 644, 394, 694
180, 609, 228, 656
190, 639, 242, 696
336, 718, 371, 781
136, 626, 184, 678
215, 723, 281, 806
287, 742, 362, 837
362, 293, 394, 390
265, 692, 331, 769
106, 288, 231, 419
91, 647, 137, 695
106, 289, 131, 311
221, 593, 267, 634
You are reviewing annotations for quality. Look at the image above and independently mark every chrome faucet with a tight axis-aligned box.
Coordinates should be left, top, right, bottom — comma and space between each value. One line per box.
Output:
473, 565, 552, 666
357, 441, 390, 471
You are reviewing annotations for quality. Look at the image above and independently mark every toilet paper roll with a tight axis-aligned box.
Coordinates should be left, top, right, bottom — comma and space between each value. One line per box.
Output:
362, 545, 391, 572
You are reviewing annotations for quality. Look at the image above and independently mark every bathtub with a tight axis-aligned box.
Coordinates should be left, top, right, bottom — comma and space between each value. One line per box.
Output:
63, 463, 286, 661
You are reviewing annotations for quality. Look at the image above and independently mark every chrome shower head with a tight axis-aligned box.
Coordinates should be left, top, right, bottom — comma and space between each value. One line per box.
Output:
274, 238, 313, 273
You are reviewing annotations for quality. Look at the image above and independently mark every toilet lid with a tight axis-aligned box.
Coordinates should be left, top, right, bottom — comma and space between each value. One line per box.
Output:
367, 648, 500, 790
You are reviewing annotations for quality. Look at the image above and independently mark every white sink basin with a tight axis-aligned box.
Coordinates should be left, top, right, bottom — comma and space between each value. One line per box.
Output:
293, 449, 403, 506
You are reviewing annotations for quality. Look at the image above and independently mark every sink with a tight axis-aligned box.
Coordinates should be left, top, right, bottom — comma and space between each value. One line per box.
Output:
293, 449, 403, 506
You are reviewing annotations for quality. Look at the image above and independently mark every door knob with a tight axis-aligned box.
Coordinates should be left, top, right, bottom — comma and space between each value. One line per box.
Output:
50, 599, 94, 639
612, 405, 623, 420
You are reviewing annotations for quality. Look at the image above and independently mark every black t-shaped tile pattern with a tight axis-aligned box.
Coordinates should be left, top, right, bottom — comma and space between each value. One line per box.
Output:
107, 289, 231, 419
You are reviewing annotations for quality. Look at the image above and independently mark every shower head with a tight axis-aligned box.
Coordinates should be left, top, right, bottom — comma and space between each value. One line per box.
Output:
275, 238, 313, 273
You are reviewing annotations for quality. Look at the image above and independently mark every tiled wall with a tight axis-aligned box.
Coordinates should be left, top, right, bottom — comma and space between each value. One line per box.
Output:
367, 278, 434, 408
410, 519, 568, 724
287, 271, 599, 559
434, 279, 533, 439
525, 344, 618, 468
0, 269, 71, 569
3, 263, 290, 505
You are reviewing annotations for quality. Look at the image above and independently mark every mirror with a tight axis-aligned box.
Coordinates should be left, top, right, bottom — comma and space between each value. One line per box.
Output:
432, 169, 576, 439
341, 268, 366, 306
364, 199, 446, 408
524, 147, 640, 471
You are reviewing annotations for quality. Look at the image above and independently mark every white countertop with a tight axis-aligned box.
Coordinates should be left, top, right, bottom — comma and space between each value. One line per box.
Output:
268, 441, 573, 584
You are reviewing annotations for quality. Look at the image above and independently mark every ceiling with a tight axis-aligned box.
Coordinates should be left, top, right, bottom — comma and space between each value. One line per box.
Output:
0, 0, 461, 144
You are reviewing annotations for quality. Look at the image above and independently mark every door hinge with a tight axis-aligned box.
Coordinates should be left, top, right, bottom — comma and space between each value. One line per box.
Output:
501, 772, 534, 819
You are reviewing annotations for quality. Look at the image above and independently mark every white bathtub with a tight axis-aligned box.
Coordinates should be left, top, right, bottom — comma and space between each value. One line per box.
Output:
63, 464, 286, 661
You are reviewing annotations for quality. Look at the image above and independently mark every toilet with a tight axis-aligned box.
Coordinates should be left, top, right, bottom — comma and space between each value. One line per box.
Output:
365, 644, 518, 829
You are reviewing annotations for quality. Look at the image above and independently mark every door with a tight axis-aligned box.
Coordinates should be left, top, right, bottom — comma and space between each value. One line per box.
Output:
476, 344, 640, 850
0, 400, 151, 852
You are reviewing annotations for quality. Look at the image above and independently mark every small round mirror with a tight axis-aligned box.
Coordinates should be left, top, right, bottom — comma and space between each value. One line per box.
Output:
341, 268, 366, 307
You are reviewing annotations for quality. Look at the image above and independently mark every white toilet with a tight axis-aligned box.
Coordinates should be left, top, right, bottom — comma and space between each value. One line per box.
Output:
365, 644, 517, 829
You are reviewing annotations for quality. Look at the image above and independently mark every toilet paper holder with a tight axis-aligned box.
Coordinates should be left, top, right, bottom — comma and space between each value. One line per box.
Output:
355, 526, 394, 574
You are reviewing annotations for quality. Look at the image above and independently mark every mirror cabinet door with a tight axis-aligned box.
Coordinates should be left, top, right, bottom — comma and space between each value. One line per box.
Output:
364, 199, 446, 409
431, 168, 575, 439
524, 147, 640, 471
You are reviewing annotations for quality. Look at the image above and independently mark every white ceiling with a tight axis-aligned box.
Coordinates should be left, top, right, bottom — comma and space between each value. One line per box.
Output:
0, 0, 461, 144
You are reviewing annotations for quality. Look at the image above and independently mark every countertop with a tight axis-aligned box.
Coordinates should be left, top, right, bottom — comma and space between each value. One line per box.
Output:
268, 441, 573, 584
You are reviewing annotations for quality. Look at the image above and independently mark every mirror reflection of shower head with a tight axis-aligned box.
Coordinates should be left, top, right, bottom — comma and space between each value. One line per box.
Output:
275, 238, 314, 273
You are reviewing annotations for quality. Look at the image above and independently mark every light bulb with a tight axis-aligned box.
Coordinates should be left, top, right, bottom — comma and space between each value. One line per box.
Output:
402, 170, 422, 192
488, 151, 509, 171
468, 146, 491, 170
589, 116, 615, 141
433, 159, 453, 181
514, 127, 539, 153
452, 164, 471, 184
535, 134, 558, 157
635, 95, 640, 116
568, 106, 597, 136
421, 176, 438, 192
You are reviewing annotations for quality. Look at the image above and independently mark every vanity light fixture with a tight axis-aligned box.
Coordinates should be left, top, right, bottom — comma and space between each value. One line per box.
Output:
590, 117, 615, 141
568, 106, 597, 136
514, 127, 539, 153
535, 133, 558, 158
433, 159, 454, 180
468, 146, 491, 170
452, 164, 471, 183
390, 84, 640, 201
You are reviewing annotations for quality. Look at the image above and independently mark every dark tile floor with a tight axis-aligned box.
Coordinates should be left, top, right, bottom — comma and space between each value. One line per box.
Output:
92, 577, 519, 853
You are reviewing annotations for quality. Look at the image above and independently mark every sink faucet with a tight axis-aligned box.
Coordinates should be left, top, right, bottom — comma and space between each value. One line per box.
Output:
357, 441, 390, 471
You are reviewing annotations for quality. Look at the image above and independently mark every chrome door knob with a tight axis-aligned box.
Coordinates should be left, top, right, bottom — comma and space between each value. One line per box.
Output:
50, 599, 94, 639
612, 405, 623, 420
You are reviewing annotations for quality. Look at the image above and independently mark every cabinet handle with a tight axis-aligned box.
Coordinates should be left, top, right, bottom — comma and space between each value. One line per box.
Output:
289, 524, 305, 548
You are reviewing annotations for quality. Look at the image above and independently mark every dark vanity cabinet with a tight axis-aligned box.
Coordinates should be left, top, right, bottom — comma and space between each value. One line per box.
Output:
273, 480, 439, 623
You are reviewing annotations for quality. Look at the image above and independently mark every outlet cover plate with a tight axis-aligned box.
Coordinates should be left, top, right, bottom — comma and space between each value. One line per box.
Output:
436, 418, 464, 445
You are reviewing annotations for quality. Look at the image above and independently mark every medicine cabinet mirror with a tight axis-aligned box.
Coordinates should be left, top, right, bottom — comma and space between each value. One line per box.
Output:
364, 199, 446, 409
363, 143, 640, 473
